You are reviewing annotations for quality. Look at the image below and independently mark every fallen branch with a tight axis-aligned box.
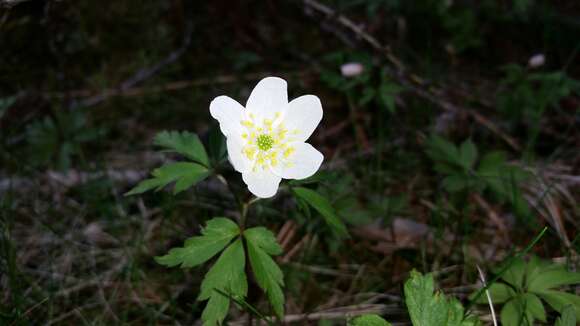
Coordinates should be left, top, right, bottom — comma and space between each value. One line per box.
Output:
70, 21, 194, 108
300, 0, 521, 151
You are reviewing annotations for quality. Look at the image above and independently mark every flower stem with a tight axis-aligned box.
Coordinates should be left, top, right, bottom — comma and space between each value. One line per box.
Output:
216, 174, 259, 230
240, 197, 259, 230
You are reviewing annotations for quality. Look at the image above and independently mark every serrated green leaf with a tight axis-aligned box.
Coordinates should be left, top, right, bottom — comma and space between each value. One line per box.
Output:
155, 218, 239, 268
245, 235, 285, 318
459, 139, 478, 170
426, 135, 460, 163
293, 187, 349, 237
447, 298, 467, 326
125, 162, 209, 195
536, 290, 580, 320
198, 238, 247, 300
404, 271, 448, 326
154, 130, 210, 166
201, 291, 230, 326
527, 265, 580, 293
198, 239, 247, 325
404, 271, 481, 325
425, 135, 462, 170
555, 305, 577, 326
244, 227, 283, 256
348, 314, 392, 326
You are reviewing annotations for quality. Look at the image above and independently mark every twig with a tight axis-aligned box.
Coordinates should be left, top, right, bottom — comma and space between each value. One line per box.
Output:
476, 265, 498, 326
230, 303, 401, 325
300, 0, 521, 151
45, 71, 311, 101
71, 21, 194, 108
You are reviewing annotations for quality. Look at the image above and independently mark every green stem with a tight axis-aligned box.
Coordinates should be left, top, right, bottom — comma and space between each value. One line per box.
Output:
467, 226, 548, 310
216, 173, 242, 211
215, 174, 259, 230
240, 197, 260, 231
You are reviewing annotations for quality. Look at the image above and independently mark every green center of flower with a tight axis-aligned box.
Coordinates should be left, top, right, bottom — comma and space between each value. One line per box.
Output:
256, 134, 274, 151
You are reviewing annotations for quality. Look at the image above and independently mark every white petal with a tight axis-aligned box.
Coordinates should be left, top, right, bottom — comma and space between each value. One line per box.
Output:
245, 77, 288, 120
271, 142, 323, 179
227, 137, 251, 173
210, 96, 245, 137
242, 168, 281, 198
282, 95, 323, 142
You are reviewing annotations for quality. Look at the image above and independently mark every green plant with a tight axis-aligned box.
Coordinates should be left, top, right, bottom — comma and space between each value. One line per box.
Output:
405, 271, 481, 326
348, 314, 392, 326
472, 256, 580, 325
320, 51, 404, 113
24, 109, 105, 170
497, 64, 580, 153
349, 271, 481, 326
555, 305, 577, 326
127, 77, 349, 325
425, 135, 530, 217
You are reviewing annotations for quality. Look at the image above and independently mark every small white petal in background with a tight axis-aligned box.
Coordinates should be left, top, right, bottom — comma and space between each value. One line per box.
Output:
340, 62, 364, 78
528, 53, 545, 68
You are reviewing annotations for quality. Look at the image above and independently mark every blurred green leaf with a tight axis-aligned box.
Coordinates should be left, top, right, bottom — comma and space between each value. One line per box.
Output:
154, 130, 210, 167
378, 82, 403, 113
500, 297, 522, 326
500, 293, 546, 326
471, 283, 515, 304
287, 171, 333, 186
359, 87, 376, 106
125, 162, 209, 195
208, 125, 227, 164
459, 139, 477, 169
293, 187, 349, 237
536, 290, 580, 320
555, 305, 577, 326
527, 265, 580, 293
500, 258, 527, 289
425, 135, 462, 173
474, 256, 580, 325
348, 314, 392, 326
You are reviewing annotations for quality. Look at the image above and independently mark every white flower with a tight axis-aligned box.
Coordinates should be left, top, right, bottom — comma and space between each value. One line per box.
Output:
210, 77, 324, 198
528, 53, 545, 68
340, 62, 364, 77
